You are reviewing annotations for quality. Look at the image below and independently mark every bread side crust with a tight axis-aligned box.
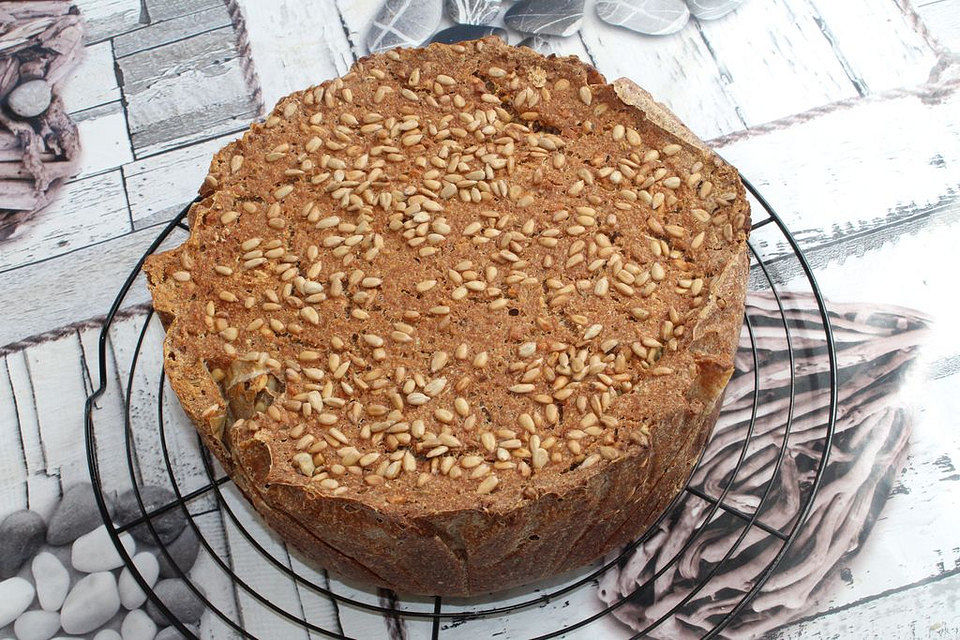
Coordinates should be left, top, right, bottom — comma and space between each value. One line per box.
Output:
143, 41, 749, 596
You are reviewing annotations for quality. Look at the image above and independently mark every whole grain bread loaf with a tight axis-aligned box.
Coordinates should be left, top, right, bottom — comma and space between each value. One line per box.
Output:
144, 37, 749, 596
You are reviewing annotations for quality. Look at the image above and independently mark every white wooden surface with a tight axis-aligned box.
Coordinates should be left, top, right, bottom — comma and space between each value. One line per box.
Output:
1, 0, 959, 638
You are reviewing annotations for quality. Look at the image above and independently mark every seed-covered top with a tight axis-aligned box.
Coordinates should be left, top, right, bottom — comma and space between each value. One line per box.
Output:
146, 38, 749, 513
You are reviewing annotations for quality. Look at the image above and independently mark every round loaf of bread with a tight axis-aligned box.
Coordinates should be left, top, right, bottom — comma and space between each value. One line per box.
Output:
144, 37, 749, 596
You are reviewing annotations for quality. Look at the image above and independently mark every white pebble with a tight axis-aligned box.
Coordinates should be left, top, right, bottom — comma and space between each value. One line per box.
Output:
0, 577, 36, 627
121, 609, 157, 640
119, 553, 159, 610
71, 525, 136, 573
14, 610, 60, 640
32, 552, 70, 612
94, 630, 123, 640
60, 572, 120, 635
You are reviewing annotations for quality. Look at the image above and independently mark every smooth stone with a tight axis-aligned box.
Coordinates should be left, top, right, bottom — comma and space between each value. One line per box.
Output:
444, 0, 501, 24
0, 510, 46, 578
94, 630, 122, 640
367, 0, 443, 53
505, 0, 584, 36
47, 483, 114, 546
518, 34, 559, 54
6, 79, 51, 118
31, 553, 70, 612
686, 0, 744, 20
60, 572, 120, 635
596, 0, 690, 35
115, 487, 185, 545
0, 578, 36, 627
121, 609, 156, 640
71, 525, 136, 573
154, 625, 196, 640
145, 581, 204, 626
119, 552, 160, 610
428, 25, 507, 45
157, 527, 199, 579
13, 610, 60, 640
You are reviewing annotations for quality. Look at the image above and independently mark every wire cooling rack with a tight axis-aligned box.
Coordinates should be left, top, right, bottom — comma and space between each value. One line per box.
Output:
84, 176, 837, 639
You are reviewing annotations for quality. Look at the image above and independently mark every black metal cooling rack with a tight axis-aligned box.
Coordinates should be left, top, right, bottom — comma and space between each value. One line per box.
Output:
83, 176, 837, 640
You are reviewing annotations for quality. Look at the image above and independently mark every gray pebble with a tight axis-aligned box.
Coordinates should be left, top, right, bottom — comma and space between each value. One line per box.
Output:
158, 527, 200, 579
120, 609, 156, 640
145, 580, 204, 626
518, 34, 560, 54
595, 0, 690, 35
445, 0, 501, 24
0, 510, 46, 578
687, 0, 744, 20
0, 578, 36, 628
13, 610, 60, 640
367, 0, 443, 53
6, 79, 51, 118
93, 630, 122, 640
119, 552, 160, 610
154, 624, 197, 640
60, 572, 120, 635
428, 24, 506, 45
47, 483, 114, 546
505, 0, 584, 37
31, 552, 70, 612
115, 487, 185, 545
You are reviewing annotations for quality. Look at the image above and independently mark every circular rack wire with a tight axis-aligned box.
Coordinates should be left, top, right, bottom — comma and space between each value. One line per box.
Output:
84, 175, 837, 640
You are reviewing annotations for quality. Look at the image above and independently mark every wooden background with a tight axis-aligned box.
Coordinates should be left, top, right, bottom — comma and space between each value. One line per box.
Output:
1, 0, 959, 637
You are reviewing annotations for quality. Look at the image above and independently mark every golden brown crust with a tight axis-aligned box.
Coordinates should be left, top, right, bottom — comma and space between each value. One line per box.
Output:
144, 38, 749, 595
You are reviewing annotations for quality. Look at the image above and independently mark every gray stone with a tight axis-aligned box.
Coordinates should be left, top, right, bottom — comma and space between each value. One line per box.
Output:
428, 25, 507, 45
157, 527, 199, 579
445, 0, 501, 25
518, 35, 560, 55
71, 525, 136, 573
154, 625, 196, 640
367, 0, 443, 53
596, 0, 690, 35
686, 0, 744, 20
115, 487, 185, 545
0, 578, 36, 627
47, 483, 113, 546
120, 609, 156, 640
60, 572, 120, 635
6, 79, 51, 118
0, 510, 46, 578
31, 552, 70, 612
145, 580, 204, 626
13, 610, 60, 640
504, 0, 584, 37
119, 552, 160, 610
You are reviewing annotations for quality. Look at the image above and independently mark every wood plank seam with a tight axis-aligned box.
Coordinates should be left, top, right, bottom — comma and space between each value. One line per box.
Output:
2, 357, 30, 506
801, 0, 868, 96
224, 0, 265, 117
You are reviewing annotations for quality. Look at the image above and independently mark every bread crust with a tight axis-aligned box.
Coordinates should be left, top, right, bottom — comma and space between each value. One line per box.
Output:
144, 38, 749, 596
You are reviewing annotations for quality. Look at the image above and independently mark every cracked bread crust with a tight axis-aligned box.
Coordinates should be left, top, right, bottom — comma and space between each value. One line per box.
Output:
144, 37, 749, 595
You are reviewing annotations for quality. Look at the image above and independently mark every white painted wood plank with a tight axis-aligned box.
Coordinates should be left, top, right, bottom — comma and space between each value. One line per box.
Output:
118, 27, 260, 158
0, 224, 185, 348
60, 41, 121, 113
23, 332, 91, 487
578, 9, 745, 141
696, 0, 858, 126
769, 571, 960, 639
114, 4, 233, 58
145, 0, 223, 23
285, 553, 346, 639
237, 0, 354, 108
75, 0, 145, 43
4, 351, 62, 519
219, 483, 312, 640
717, 85, 960, 267
917, 0, 960, 53
807, 0, 939, 93
0, 170, 130, 273
0, 357, 28, 512
123, 131, 241, 230
72, 101, 135, 179
335, 0, 383, 56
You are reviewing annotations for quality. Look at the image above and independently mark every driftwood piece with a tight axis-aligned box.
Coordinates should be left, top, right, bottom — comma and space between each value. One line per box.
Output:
597, 292, 929, 638
0, 1, 83, 237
